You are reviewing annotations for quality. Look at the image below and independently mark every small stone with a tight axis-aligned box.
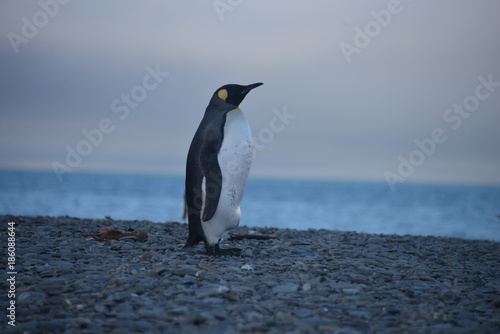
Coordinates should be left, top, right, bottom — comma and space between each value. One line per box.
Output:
39, 270, 55, 278
245, 311, 264, 322
349, 310, 372, 319
384, 308, 401, 315
275, 311, 291, 321
173, 265, 198, 277
49, 260, 74, 270
367, 237, 386, 244
212, 309, 228, 320
350, 275, 370, 285
111, 302, 135, 315
38, 320, 68, 333
139, 251, 160, 262
169, 306, 189, 316
202, 297, 224, 304
242, 248, 253, 257
46, 296, 71, 306
107, 292, 130, 302
95, 302, 108, 313
148, 265, 170, 277
333, 326, 362, 334
427, 323, 454, 332
440, 289, 459, 304
293, 317, 329, 330
294, 308, 314, 318
137, 277, 157, 289
223, 292, 239, 302
231, 286, 254, 295
342, 288, 360, 295
302, 283, 312, 292
195, 285, 230, 298
198, 263, 220, 272
273, 283, 299, 293
490, 298, 500, 308
40, 278, 67, 290
18, 291, 48, 302
311, 268, 327, 276
137, 305, 167, 318
196, 311, 216, 324
109, 243, 122, 251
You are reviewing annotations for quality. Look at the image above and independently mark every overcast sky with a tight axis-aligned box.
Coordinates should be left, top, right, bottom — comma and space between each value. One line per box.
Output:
1, 0, 499, 186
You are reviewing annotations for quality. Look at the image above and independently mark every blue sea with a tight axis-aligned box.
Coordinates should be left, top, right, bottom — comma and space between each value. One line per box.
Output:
1, 170, 499, 242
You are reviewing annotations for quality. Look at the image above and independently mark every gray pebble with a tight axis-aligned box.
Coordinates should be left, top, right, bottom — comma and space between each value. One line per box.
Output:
195, 285, 230, 298
37, 319, 69, 333
342, 288, 360, 295
94, 302, 108, 313
137, 305, 167, 318
272, 283, 300, 293
169, 306, 189, 316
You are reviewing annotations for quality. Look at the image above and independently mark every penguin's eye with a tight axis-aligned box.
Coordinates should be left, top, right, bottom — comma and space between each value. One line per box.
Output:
217, 89, 228, 101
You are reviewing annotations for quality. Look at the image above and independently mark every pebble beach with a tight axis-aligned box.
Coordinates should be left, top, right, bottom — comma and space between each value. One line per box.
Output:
2, 215, 499, 334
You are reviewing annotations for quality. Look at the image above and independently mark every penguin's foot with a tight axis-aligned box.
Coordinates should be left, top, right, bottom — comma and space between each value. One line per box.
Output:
182, 241, 199, 252
215, 247, 242, 256
206, 243, 241, 256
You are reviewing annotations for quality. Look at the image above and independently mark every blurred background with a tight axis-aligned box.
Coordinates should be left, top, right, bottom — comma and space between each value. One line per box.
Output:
1, 1, 499, 240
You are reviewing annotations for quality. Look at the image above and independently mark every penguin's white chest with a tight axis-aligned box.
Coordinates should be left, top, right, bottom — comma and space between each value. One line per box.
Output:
219, 109, 253, 186
201, 108, 253, 245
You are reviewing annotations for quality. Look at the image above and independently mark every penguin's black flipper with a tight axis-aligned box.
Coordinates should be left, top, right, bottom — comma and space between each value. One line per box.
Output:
200, 130, 222, 222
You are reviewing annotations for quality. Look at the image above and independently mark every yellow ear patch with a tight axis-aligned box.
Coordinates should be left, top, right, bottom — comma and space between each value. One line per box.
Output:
217, 89, 228, 101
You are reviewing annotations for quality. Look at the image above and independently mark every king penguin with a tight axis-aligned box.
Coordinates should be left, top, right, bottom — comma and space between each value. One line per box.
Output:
183, 82, 263, 256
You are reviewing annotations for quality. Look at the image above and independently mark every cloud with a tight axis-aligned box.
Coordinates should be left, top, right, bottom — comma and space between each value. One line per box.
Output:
0, 1, 499, 185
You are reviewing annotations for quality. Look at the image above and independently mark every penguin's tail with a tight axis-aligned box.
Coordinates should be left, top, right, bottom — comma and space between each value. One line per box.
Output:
182, 194, 187, 221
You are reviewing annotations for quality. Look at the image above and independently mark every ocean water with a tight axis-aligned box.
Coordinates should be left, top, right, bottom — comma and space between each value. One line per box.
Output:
1, 170, 499, 242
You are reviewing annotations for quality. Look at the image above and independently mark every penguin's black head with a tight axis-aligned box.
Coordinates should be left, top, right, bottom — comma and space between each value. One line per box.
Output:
214, 82, 263, 107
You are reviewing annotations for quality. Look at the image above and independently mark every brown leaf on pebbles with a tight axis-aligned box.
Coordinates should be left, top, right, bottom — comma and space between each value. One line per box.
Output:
82, 227, 148, 242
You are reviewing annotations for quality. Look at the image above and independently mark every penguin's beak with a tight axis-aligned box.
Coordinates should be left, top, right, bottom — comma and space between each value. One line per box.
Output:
241, 82, 263, 95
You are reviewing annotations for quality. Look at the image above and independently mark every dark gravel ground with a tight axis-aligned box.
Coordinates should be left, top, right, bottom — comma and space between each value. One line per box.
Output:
1, 215, 499, 333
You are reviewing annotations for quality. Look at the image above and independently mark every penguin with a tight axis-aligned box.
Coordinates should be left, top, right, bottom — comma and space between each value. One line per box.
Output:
183, 82, 263, 256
